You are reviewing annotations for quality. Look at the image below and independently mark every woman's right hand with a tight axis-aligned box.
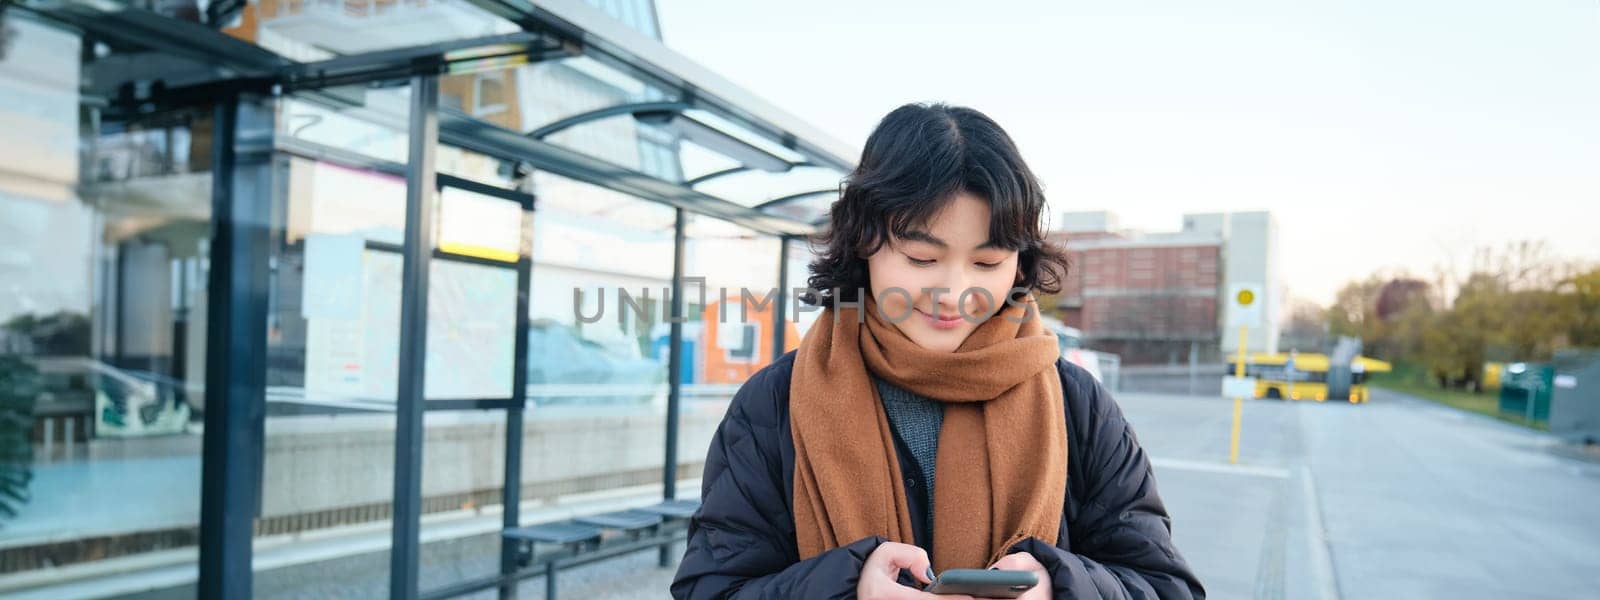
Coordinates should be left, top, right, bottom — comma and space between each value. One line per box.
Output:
856, 542, 976, 600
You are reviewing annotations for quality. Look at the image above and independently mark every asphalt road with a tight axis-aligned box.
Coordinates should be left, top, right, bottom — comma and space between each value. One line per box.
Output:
109, 386, 1600, 599
1118, 387, 1600, 599
501, 387, 1600, 599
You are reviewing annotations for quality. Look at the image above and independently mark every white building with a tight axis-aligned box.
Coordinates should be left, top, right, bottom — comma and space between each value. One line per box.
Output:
1186, 211, 1282, 355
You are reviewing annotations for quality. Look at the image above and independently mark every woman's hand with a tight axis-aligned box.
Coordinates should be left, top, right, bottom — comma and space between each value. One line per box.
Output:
857, 542, 975, 600
987, 552, 1051, 600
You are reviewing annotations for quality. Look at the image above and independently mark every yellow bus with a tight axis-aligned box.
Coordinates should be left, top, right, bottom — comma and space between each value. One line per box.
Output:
1229, 353, 1392, 403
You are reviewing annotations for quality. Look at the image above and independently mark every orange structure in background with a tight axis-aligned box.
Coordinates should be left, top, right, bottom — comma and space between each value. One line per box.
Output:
699, 295, 800, 384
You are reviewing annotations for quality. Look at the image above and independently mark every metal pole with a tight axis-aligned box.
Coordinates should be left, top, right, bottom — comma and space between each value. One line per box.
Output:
661, 207, 686, 567
198, 91, 274, 600
391, 74, 439, 600
1188, 340, 1197, 395
497, 193, 534, 599
1230, 325, 1247, 465
773, 235, 790, 362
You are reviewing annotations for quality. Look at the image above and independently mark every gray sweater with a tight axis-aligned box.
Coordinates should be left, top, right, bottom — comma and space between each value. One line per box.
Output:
872, 375, 944, 517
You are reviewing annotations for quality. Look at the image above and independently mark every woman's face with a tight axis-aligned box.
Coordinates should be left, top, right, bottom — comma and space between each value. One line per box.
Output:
865, 192, 1022, 353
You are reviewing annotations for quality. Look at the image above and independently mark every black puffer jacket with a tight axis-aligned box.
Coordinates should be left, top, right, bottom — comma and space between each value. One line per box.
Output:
671, 351, 1205, 599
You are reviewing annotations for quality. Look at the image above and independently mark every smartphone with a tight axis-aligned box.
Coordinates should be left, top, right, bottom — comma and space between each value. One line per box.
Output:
923, 569, 1039, 598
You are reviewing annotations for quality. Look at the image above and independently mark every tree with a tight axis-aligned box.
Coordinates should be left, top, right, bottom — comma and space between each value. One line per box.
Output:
1560, 266, 1600, 348
1, 312, 91, 356
1423, 273, 1498, 389
0, 356, 38, 528
1334, 240, 1597, 392
1326, 274, 1432, 362
1280, 299, 1328, 353
1327, 275, 1386, 344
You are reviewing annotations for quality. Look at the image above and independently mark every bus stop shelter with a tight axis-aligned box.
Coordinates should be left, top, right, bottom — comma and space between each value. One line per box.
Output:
8, 0, 852, 597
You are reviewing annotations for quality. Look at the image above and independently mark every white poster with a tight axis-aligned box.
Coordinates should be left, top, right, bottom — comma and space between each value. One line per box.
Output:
304, 249, 516, 402
301, 233, 364, 319
425, 260, 517, 399
304, 250, 402, 402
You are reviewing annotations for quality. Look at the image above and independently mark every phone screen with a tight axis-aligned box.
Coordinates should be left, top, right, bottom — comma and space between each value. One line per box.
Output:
923, 568, 1039, 598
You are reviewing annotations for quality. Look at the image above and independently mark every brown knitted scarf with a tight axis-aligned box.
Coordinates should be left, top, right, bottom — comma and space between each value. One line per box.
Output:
790, 292, 1066, 572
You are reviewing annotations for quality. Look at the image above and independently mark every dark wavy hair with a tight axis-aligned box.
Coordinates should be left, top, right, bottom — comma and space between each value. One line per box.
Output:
801, 102, 1070, 306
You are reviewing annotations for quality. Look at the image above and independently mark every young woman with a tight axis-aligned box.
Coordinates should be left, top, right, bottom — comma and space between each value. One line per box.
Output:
671, 103, 1204, 599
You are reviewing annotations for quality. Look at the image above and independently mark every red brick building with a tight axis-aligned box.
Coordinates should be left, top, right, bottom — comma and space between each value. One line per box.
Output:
1048, 228, 1224, 365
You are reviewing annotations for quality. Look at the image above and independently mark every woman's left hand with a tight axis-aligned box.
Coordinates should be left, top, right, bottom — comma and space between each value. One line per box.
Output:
987, 552, 1051, 600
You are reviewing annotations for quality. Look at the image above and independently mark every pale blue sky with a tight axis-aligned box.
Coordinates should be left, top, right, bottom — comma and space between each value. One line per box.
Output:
656, 0, 1599, 304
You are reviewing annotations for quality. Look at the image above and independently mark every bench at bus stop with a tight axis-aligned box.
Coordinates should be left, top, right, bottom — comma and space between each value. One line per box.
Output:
496, 498, 700, 599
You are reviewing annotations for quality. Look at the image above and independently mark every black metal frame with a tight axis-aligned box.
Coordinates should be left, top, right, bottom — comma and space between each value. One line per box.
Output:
774, 235, 792, 361
390, 73, 440, 600
499, 245, 532, 600
427, 172, 537, 600
420, 528, 691, 600
683, 165, 750, 187
198, 91, 275, 600
751, 188, 838, 211
436, 173, 535, 211
424, 398, 522, 411
527, 100, 687, 139
660, 207, 688, 570
21, 0, 841, 234
281, 32, 573, 91
275, 105, 541, 598
439, 110, 812, 236
464, 0, 855, 174
392, 83, 547, 600
276, 136, 409, 178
